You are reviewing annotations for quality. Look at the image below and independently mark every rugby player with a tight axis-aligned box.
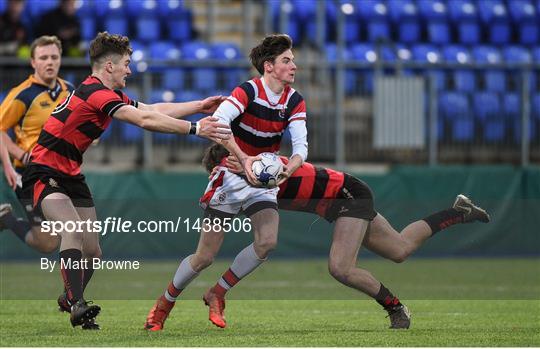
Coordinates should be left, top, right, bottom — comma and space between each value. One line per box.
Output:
145, 34, 308, 330
144, 143, 490, 330
21, 32, 231, 330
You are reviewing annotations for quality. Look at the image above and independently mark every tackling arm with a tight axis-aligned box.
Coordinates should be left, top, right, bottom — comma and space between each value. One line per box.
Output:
137, 96, 226, 119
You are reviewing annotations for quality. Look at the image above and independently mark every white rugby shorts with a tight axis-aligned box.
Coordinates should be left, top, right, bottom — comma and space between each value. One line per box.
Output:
199, 167, 279, 216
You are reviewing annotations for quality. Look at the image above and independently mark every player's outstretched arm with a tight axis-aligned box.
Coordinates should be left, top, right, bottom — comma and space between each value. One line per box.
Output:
138, 96, 226, 119
0, 138, 17, 190
114, 105, 231, 142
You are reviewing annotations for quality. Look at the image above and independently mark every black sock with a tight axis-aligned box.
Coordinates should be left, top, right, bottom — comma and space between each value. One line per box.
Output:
82, 261, 95, 291
59, 249, 83, 303
422, 208, 463, 235
375, 283, 402, 310
0, 211, 31, 243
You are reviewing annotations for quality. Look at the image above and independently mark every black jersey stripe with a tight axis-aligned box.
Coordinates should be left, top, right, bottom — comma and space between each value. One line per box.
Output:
238, 81, 255, 101
77, 121, 104, 139
280, 176, 302, 200
74, 83, 108, 102
231, 121, 283, 148
37, 130, 82, 163
245, 101, 290, 122
303, 167, 330, 213
286, 91, 304, 114
102, 100, 126, 116
51, 107, 72, 123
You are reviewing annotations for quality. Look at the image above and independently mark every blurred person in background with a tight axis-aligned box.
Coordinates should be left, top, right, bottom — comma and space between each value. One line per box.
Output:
0, 0, 28, 56
0, 35, 72, 253
35, 0, 82, 57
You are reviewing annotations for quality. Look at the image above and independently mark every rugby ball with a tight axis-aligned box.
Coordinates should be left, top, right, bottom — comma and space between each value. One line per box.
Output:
251, 152, 283, 188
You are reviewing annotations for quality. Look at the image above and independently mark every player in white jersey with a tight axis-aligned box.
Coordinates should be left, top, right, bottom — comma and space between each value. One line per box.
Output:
144, 34, 308, 330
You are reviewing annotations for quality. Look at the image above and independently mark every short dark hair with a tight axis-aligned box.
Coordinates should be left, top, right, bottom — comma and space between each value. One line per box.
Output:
89, 32, 132, 67
249, 34, 293, 75
30, 35, 62, 58
202, 144, 230, 173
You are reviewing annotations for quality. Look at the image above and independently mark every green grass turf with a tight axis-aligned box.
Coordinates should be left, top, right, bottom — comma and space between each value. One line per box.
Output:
1, 258, 539, 346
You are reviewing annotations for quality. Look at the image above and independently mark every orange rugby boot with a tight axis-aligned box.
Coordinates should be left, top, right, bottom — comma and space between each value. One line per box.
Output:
203, 288, 226, 328
144, 295, 175, 331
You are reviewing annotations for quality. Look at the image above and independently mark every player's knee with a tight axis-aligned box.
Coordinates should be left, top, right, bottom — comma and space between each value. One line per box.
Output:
84, 246, 102, 260
390, 249, 408, 263
192, 253, 215, 271
254, 236, 277, 255
328, 260, 352, 283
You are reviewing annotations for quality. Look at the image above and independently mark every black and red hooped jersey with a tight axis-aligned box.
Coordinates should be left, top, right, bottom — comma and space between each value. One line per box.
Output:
226, 77, 306, 156
31, 76, 137, 176
277, 157, 345, 218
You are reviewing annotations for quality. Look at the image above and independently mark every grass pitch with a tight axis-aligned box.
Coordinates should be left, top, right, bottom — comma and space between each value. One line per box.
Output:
1, 258, 539, 346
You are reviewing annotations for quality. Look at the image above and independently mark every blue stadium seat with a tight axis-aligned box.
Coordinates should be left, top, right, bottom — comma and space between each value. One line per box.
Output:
532, 47, 540, 61
181, 41, 216, 92
351, 43, 380, 92
122, 123, 143, 143
439, 91, 474, 141
473, 92, 502, 121
442, 45, 476, 92
166, 9, 192, 43
269, 0, 302, 44
175, 91, 207, 143
473, 92, 505, 141
136, 16, 161, 43
508, 0, 538, 45
502, 45, 534, 90
472, 46, 506, 92
75, 0, 95, 18
418, 0, 450, 44
148, 41, 184, 90
129, 40, 148, 63
411, 44, 445, 90
533, 93, 540, 121
448, 0, 481, 44
212, 43, 245, 91
326, 44, 356, 95
478, 0, 511, 44
27, 0, 58, 19
80, 17, 96, 42
503, 92, 521, 120
104, 14, 129, 36
157, 0, 184, 18
150, 90, 177, 142
388, 0, 420, 43
125, 0, 158, 18
94, 0, 125, 18
356, 0, 391, 42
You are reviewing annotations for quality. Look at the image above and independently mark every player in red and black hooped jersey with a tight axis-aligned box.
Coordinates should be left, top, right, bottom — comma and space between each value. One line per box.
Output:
30, 75, 138, 176
21, 32, 231, 330
225, 77, 306, 156
146, 143, 488, 331
144, 34, 309, 331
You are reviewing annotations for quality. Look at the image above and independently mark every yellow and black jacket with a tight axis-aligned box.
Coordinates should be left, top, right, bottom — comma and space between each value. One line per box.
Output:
0, 75, 74, 167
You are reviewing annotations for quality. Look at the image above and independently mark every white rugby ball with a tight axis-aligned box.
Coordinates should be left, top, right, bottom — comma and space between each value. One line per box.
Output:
251, 152, 283, 188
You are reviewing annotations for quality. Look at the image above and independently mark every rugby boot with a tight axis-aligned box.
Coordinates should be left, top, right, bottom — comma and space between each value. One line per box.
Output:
0, 204, 13, 230
70, 299, 101, 327
203, 287, 226, 328
57, 292, 71, 313
386, 304, 411, 329
453, 194, 490, 223
82, 317, 101, 330
144, 295, 175, 331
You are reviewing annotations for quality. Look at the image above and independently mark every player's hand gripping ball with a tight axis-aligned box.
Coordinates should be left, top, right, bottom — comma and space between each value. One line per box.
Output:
251, 152, 283, 188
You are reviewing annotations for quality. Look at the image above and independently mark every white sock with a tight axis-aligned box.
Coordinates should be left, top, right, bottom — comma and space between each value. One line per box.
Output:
217, 243, 266, 291
164, 255, 199, 302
